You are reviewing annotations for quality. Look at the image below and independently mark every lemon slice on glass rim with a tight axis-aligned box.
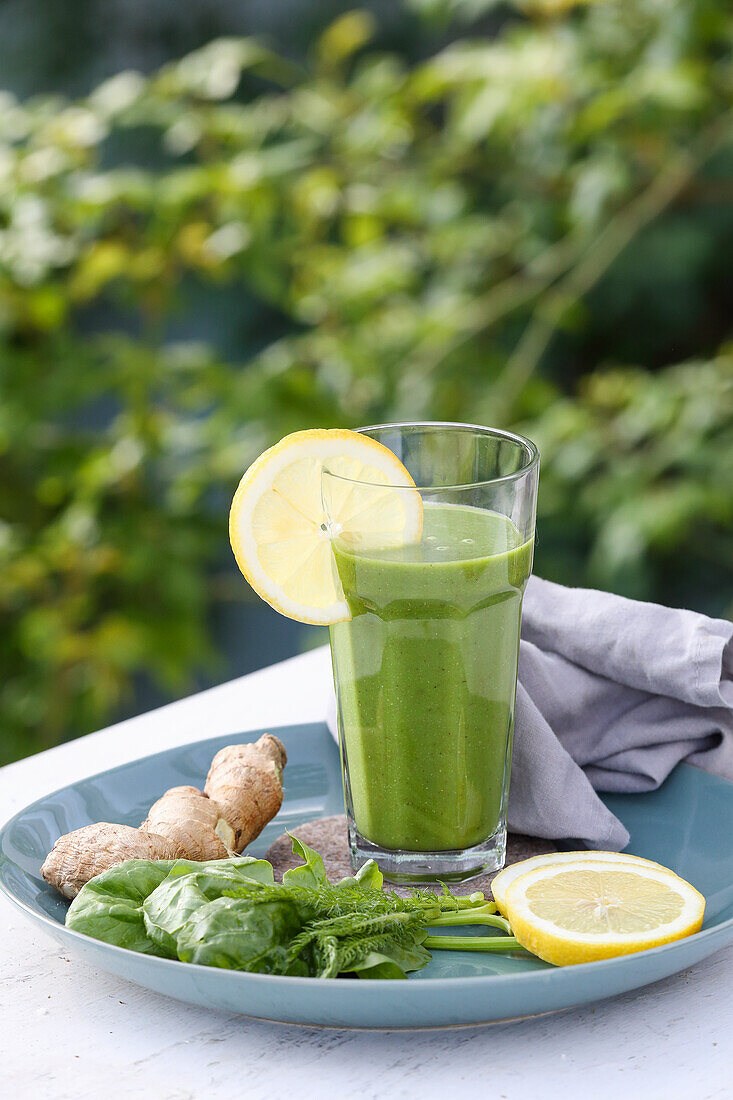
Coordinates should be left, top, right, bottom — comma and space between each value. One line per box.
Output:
503, 858, 705, 966
229, 428, 423, 625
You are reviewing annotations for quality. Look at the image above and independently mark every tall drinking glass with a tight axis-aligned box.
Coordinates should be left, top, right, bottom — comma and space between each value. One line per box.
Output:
323, 422, 539, 885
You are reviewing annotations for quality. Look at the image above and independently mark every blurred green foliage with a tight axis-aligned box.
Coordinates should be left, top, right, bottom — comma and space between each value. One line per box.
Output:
1, 0, 732, 763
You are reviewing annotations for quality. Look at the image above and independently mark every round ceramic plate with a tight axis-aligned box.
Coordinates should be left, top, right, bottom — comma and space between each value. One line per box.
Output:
1, 723, 732, 1029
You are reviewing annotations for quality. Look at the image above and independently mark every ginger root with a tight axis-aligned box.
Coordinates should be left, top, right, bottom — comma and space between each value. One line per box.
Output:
40, 823, 180, 900
204, 734, 287, 851
142, 785, 236, 861
41, 733, 287, 898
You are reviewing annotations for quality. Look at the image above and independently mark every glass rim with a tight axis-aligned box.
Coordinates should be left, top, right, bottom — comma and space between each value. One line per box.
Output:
322, 420, 540, 491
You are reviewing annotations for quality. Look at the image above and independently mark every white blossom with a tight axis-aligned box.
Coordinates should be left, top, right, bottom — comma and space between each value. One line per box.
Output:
174, 40, 251, 100
0, 195, 77, 285
205, 222, 251, 260
164, 117, 202, 156
89, 71, 146, 118
19, 146, 67, 183
49, 107, 108, 149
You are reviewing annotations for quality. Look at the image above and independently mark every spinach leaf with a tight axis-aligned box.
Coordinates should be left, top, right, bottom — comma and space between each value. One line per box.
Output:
66, 858, 178, 956
282, 836, 383, 893
142, 857, 274, 956
335, 859, 383, 892
67, 856, 274, 957
175, 896, 304, 973
346, 940, 432, 980
281, 835, 329, 889
176, 876, 435, 978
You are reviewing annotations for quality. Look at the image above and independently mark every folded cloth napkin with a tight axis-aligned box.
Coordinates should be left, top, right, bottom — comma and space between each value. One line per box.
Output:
325, 577, 733, 850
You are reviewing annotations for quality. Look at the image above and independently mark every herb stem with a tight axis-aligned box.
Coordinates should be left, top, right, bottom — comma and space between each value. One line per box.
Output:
453, 893, 493, 910
428, 906, 510, 933
424, 934, 529, 954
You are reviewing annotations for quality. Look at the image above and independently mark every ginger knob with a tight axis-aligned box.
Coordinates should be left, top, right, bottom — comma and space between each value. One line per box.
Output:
41, 823, 179, 899
141, 786, 236, 860
204, 734, 287, 851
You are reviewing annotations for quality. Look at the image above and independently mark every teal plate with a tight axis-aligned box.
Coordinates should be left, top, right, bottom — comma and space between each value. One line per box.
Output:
2, 723, 732, 1029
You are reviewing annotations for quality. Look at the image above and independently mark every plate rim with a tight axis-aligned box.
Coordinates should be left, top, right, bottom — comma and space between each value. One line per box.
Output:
1, 722, 732, 992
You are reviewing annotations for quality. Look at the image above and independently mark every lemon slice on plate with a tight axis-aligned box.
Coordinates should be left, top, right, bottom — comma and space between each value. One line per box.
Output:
504, 858, 705, 966
491, 850, 670, 916
229, 428, 422, 625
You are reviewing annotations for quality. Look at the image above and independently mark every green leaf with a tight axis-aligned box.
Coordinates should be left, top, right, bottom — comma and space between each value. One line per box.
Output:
335, 859, 384, 892
142, 857, 274, 955
175, 896, 304, 972
283, 836, 384, 892
66, 859, 179, 956
317, 12, 375, 69
67, 856, 274, 956
282, 835, 330, 889
346, 939, 432, 979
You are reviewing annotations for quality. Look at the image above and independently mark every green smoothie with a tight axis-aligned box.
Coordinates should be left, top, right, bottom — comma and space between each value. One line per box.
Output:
329, 502, 533, 853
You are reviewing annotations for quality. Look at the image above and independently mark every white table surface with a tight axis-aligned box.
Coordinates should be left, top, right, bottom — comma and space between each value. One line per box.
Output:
2, 645, 731, 1100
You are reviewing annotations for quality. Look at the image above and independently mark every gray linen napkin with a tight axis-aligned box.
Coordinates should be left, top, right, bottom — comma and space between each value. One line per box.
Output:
325, 576, 733, 850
